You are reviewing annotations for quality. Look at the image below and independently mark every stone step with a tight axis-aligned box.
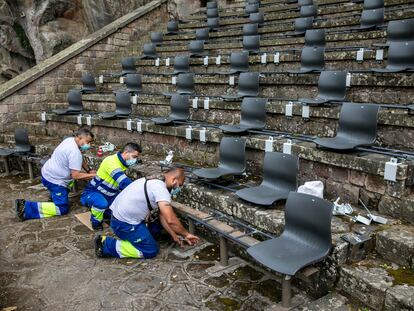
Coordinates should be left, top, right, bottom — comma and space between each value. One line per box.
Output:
338, 257, 414, 310
376, 225, 414, 269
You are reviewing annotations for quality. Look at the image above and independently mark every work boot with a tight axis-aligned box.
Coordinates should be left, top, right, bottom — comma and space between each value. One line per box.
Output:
14, 199, 25, 221
94, 235, 105, 258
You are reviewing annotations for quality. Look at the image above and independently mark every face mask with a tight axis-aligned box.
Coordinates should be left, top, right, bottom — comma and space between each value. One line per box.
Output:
80, 144, 90, 151
126, 158, 137, 166
170, 186, 181, 196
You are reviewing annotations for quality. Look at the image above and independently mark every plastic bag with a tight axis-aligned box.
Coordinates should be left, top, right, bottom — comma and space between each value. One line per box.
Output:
297, 181, 324, 198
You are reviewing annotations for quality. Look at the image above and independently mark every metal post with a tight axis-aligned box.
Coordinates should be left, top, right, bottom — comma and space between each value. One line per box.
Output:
28, 161, 34, 181
282, 275, 292, 308
188, 219, 195, 234
3, 157, 10, 175
219, 236, 229, 266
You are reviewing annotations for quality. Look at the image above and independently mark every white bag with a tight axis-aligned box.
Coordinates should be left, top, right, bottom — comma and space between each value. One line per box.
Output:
297, 181, 324, 198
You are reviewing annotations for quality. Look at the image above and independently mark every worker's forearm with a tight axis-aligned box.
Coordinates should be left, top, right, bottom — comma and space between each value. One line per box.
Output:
159, 215, 177, 239
168, 215, 189, 237
73, 172, 95, 180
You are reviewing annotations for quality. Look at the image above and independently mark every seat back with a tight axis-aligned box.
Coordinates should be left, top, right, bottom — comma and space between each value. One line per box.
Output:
196, 28, 210, 41
284, 192, 333, 251
386, 41, 414, 69
121, 57, 136, 75
67, 90, 83, 112
143, 43, 157, 58
170, 94, 190, 120
174, 55, 190, 74
14, 128, 31, 153
114, 91, 132, 116
305, 29, 325, 47
300, 46, 325, 71
248, 0, 260, 4
243, 23, 259, 36
207, 17, 220, 30
218, 137, 246, 173
230, 51, 250, 73
387, 18, 414, 43
238, 72, 260, 96
249, 12, 264, 26
300, 4, 317, 18
207, 1, 217, 9
262, 152, 298, 191
81, 74, 96, 93
298, 0, 313, 6
246, 3, 259, 14
125, 74, 142, 94
188, 40, 205, 55
167, 20, 179, 33
150, 32, 163, 45
207, 8, 219, 18
336, 103, 379, 144
294, 17, 314, 34
361, 8, 384, 28
239, 97, 267, 129
243, 35, 260, 53
363, 0, 384, 9
317, 71, 347, 101
177, 73, 195, 94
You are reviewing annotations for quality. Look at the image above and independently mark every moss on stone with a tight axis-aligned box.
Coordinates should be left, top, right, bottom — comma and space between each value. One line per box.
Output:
12, 22, 34, 57
387, 266, 414, 286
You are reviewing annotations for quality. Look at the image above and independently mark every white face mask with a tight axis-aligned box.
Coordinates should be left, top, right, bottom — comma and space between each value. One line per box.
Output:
126, 157, 137, 166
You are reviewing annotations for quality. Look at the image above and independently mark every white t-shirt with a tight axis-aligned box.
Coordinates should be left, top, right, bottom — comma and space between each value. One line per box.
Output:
41, 137, 83, 187
110, 177, 171, 225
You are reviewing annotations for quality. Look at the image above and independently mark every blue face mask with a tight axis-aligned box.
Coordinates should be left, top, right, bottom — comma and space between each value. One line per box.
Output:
170, 186, 181, 196
126, 158, 137, 166
80, 144, 90, 151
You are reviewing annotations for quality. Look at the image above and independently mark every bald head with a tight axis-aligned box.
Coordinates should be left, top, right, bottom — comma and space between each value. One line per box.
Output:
164, 167, 185, 190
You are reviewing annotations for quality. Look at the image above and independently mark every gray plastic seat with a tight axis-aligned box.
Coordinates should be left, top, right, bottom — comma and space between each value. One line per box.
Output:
207, 8, 219, 18
248, 0, 260, 4
80, 74, 96, 94
236, 152, 298, 205
99, 91, 131, 120
314, 103, 380, 150
247, 192, 333, 276
298, 0, 313, 6
299, 71, 347, 105
124, 74, 142, 94
359, 8, 384, 29
152, 94, 190, 125
166, 20, 179, 35
300, 4, 318, 18
249, 12, 264, 27
121, 57, 136, 75
246, 3, 259, 15
220, 97, 267, 133
0, 128, 32, 157
219, 51, 249, 74
243, 23, 259, 36
207, 1, 217, 9
196, 28, 210, 42
150, 32, 163, 46
189, 40, 207, 57
305, 29, 326, 47
162, 73, 195, 97
243, 35, 260, 54
207, 17, 220, 31
53, 90, 83, 115
375, 18, 414, 47
288, 47, 325, 74
372, 41, 414, 72
173, 55, 190, 74
221, 72, 260, 100
364, 0, 384, 9
293, 17, 314, 35
140, 43, 158, 59
193, 137, 246, 180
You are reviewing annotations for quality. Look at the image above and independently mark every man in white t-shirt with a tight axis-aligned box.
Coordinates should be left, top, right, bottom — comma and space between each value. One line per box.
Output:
14, 127, 96, 221
95, 167, 200, 259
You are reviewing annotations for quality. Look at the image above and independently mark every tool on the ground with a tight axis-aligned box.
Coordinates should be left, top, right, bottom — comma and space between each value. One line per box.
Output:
359, 199, 388, 224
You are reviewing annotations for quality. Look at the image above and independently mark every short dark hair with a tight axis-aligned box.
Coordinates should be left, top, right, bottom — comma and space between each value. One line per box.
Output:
74, 127, 94, 140
122, 142, 142, 153
165, 166, 185, 178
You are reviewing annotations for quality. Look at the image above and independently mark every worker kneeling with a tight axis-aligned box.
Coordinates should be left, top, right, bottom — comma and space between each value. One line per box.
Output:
94, 167, 200, 259
80, 142, 142, 230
